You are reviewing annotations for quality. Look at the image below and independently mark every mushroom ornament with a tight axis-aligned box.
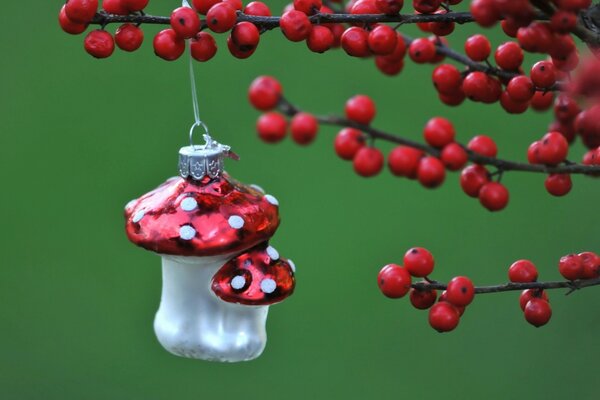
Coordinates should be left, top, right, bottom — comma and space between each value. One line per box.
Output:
124, 136, 295, 362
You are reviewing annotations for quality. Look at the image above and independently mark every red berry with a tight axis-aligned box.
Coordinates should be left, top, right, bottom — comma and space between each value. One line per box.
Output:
441, 143, 468, 170
417, 156, 446, 188
470, 0, 499, 27
508, 260, 538, 283
524, 298, 552, 327
432, 64, 462, 95
423, 117, 455, 148
375, 56, 405, 76
350, 0, 380, 14
413, 0, 441, 13
445, 276, 475, 307
190, 31, 217, 62
223, 0, 243, 11
439, 90, 466, 106
192, 0, 221, 14
244, 1, 272, 16
153, 29, 185, 61
501, 18, 520, 37
531, 91, 554, 111
307, 26, 334, 53
545, 174, 572, 196
122, 0, 148, 12
248, 76, 282, 111
290, 112, 319, 145
579, 252, 600, 279
500, 91, 529, 114
465, 34, 491, 62
428, 302, 460, 332
404, 247, 435, 277
551, 11, 577, 33
478, 182, 509, 211
519, 289, 548, 311
530, 61, 557, 89
84, 30, 115, 58
206, 3, 237, 33
65, 0, 98, 23
506, 75, 535, 102
341, 27, 370, 57
468, 135, 497, 158
517, 22, 552, 53
388, 146, 423, 178
462, 72, 500, 103
293, 0, 322, 15
553, 94, 580, 122
59, 5, 88, 35
460, 164, 490, 197
230, 22, 260, 53
377, 264, 412, 298
409, 287, 437, 309
103, 0, 129, 15
280, 10, 312, 42
494, 42, 523, 71
170, 7, 201, 39
353, 147, 385, 177
528, 141, 541, 164
537, 131, 568, 165
345, 95, 376, 124
558, 253, 583, 280
334, 128, 365, 160
429, 11, 455, 37
257, 112, 287, 143
408, 37, 436, 63
367, 25, 397, 55
376, 0, 404, 14
115, 23, 144, 52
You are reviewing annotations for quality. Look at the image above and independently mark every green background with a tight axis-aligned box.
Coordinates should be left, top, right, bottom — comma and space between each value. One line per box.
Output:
1, 1, 599, 399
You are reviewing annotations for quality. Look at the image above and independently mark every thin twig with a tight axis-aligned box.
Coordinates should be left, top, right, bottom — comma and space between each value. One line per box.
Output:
411, 276, 600, 294
278, 97, 600, 175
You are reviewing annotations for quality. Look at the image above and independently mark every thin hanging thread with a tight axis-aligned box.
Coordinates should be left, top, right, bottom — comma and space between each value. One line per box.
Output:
184, 0, 210, 148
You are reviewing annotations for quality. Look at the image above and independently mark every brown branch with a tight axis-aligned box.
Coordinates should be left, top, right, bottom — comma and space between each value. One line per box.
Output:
278, 97, 600, 175
90, 10, 478, 28
412, 276, 600, 294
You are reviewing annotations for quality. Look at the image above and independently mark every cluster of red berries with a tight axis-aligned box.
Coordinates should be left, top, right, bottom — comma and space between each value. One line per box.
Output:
248, 75, 594, 210
377, 247, 475, 332
59, 0, 271, 60
508, 252, 599, 327
249, 76, 320, 145
378, 248, 599, 331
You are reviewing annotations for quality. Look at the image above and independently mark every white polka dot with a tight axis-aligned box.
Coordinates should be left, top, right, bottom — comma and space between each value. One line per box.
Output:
228, 215, 245, 229
125, 199, 137, 210
132, 210, 145, 223
250, 184, 265, 194
264, 194, 279, 206
288, 259, 296, 273
180, 197, 198, 211
260, 278, 277, 294
266, 246, 279, 261
230, 275, 246, 290
179, 225, 196, 240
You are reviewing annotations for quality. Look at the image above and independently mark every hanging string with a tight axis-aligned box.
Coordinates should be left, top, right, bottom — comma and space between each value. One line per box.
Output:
184, 0, 210, 148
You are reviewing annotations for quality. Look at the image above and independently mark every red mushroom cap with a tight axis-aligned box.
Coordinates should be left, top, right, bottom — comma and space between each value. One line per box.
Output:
211, 242, 295, 305
124, 174, 280, 257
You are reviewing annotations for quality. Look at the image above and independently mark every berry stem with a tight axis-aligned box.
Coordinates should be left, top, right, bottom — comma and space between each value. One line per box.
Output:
277, 97, 600, 175
412, 276, 600, 294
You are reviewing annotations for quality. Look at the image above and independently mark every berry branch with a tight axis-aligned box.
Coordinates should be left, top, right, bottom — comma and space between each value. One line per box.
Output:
412, 276, 600, 293
89, 10, 478, 29
277, 96, 600, 175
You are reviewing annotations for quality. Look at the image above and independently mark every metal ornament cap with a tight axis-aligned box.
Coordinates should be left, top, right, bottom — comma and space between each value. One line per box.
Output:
178, 135, 239, 180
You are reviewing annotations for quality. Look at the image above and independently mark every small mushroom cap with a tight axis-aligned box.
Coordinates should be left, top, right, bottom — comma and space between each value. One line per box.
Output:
211, 242, 295, 306
125, 174, 280, 257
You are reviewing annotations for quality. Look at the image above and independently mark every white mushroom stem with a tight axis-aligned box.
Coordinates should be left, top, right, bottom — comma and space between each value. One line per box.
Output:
154, 254, 269, 362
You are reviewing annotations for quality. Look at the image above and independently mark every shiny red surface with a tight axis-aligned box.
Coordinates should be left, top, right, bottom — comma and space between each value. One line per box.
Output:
124, 174, 279, 256
211, 242, 295, 305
